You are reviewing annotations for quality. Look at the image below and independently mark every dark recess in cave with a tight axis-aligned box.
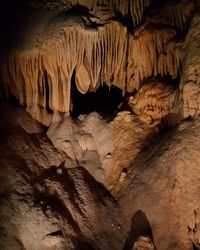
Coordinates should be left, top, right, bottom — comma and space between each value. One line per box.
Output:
193, 243, 199, 250
75, 241, 95, 250
70, 73, 123, 117
44, 71, 54, 114
124, 210, 156, 250
0, 0, 29, 58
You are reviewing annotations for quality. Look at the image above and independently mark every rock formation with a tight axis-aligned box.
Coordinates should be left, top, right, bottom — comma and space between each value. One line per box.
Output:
0, 0, 194, 123
1, 0, 200, 249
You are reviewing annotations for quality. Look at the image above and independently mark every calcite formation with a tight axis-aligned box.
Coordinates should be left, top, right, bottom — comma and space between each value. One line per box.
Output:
0, 22, 180, 113
28, 0, 151, 24
1, 0, 200, 249
0, 0, 195, 125
128, 81, 177, 126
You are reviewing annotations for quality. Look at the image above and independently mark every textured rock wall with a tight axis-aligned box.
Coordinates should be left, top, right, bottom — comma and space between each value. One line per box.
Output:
1, 1, 200, 250
0, 0, 195, 126
46, 111, 156, 193
0, 102, 128, 250
1, 100, 200, 249
180, 14, 200, 119
118, 119, 200, 249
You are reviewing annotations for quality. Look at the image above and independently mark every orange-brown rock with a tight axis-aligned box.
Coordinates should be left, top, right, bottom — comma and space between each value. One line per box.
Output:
1, 1, 200, 250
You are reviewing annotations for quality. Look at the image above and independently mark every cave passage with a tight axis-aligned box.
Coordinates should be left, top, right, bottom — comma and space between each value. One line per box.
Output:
71, 80, 123, 117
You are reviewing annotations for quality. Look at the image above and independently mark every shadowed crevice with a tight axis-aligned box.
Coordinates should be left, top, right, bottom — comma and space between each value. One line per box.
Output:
124, 210, 156, 250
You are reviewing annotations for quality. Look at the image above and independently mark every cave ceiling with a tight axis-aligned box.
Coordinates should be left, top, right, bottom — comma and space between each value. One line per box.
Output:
0, 0, 198, 126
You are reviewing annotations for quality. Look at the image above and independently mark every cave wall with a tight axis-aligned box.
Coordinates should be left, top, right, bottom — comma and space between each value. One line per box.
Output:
1, 1, 200, 250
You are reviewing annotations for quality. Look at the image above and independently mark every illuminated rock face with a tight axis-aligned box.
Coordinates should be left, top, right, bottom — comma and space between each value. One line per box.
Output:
46, 110, 156, 193
0, 103, 127, 250
1, 0, 200, 249
0, 0, 195, 125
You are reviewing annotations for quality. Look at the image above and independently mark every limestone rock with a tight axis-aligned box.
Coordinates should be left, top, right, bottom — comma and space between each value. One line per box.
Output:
0, 0, 193, 120
0, 104, 127, 250
1, 1, 200, 249
118, 119, 200, 249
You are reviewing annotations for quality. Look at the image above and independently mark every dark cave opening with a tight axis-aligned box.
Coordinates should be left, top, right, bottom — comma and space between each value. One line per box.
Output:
71, 83, 123, 117
70, 76, 123, 117
142, 74, 180, 87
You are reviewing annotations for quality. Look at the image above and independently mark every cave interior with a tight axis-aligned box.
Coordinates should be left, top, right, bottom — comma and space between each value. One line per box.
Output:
1, 0, 200, 250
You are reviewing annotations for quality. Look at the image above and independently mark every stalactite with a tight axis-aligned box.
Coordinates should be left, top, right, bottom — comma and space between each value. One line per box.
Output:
0, 21, 128, 117
168, 1, 194, 31
0, 18, 182, 120
130, 0, 151, 25
106, 0, 151, 25
0, 0, 188, 123
127, 27, 181, 92
71, 0, 151, 26
151, 1, 194, 32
